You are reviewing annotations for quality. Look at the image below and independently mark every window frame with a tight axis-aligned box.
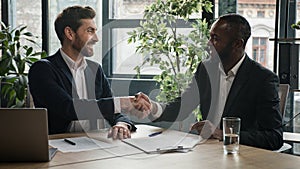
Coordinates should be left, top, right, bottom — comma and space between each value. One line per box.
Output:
102, 0, 214, 79
252, 37, 268, 66
1, 0, 9, 26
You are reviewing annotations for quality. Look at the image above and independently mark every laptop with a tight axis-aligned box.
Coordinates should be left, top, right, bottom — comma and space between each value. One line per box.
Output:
0, 108, 57, 162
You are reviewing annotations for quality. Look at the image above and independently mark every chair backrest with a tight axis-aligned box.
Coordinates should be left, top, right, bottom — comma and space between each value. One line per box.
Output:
275, 84, 292, 153
25, 87, 34, 108
279, 84, 290, 116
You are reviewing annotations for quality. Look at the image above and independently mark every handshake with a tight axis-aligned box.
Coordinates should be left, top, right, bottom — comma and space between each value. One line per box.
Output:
120, 92, 156, 119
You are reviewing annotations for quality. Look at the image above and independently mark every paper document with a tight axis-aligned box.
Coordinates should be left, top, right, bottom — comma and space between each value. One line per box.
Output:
123, 129, 203, 154
49, 136, 115, 153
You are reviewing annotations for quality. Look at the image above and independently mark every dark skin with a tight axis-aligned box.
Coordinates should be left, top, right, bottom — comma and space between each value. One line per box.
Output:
208, 19, 245, 74
191, 18, 246, 140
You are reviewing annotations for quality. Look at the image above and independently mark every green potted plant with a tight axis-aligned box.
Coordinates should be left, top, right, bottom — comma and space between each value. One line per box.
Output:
127, 0, 213, 121
0, 22, 47, 107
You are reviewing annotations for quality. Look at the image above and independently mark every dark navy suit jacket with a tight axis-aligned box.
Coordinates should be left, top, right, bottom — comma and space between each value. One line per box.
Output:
29, 50, 136, 134
155, 55, 283, 150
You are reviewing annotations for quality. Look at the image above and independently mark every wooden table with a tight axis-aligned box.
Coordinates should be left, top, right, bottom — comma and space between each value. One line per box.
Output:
1, 125, 300, 169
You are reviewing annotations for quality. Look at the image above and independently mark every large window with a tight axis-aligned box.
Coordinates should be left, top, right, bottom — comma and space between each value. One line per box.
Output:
1, 0, 42, 71
107, 1, 159, 76
111, 28, 160, 75
110, 0, 154, 19
252, 37, 268, 66
1, 0, 292, 98
238, 0, 276, 71
106, 0, 208, 77
0, 1, 288, 81
215, 0, 275, 71
9, 0, 42, 50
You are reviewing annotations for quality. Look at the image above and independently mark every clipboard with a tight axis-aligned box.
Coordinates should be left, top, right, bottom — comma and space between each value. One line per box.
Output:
122, 129, 203, 154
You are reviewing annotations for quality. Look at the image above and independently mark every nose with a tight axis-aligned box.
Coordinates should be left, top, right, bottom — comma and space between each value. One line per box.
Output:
92, 33, 99, 42
206, 40, 212, 52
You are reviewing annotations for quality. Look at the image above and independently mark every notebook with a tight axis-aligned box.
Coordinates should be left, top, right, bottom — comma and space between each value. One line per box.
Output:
0, 108, 57, 162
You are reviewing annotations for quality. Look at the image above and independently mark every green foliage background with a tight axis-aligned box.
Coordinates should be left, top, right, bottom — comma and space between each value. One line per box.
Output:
0, 22, 46, 107
128, 0, 213, 121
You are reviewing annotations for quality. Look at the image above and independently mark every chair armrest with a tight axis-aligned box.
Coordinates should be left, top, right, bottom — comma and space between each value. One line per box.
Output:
283, 132, 300, 143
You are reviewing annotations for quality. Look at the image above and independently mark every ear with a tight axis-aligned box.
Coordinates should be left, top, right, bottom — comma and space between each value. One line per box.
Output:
233, 39, 244, 48
64, 26, 75, 41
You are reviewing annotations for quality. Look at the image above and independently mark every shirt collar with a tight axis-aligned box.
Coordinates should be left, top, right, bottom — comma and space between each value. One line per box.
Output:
60, 48, 87, 70
219, 53, 246, 77
230, 53, 246, 76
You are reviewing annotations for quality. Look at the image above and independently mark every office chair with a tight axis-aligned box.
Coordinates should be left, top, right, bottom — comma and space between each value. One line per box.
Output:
279, 84, 290, 116
274, 84, 292, 153
25, 86, 35, 108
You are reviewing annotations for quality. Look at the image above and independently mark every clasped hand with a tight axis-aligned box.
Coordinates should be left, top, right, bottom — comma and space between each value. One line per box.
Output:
107, 92, 151, 140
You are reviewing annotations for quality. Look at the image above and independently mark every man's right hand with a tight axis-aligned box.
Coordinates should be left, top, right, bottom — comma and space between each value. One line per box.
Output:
120, 92, 152, 119
190, 120, 223, 140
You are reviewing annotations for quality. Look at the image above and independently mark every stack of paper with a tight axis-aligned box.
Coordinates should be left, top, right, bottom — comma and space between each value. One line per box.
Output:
123, 129, 203, 154
49, 136, 115, 153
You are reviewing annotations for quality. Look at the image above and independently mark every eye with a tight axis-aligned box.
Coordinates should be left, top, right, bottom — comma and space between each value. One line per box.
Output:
209, 34, 220, 43
87, 28, 96, 34
211, 35, 219, 41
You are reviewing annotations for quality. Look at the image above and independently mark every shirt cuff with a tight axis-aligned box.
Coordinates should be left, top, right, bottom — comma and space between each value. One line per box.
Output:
114, 97, 121, 114
151, 102, 163, 119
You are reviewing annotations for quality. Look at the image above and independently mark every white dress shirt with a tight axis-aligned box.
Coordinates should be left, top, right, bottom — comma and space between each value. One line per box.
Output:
60, 49, 125, 131
60, 49, 88, 99
215, 54, 245, 127
60, 49, 90, 131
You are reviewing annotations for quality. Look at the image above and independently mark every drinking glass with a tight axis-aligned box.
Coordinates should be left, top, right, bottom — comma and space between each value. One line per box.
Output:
223, 117, 241, 154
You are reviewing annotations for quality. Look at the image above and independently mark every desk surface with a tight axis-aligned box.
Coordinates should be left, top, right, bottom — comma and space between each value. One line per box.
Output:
1, 125, 300, 169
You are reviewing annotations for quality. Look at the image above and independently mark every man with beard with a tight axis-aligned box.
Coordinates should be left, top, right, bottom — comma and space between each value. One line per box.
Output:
29, 6, 151, 139
136, 14, 283, 150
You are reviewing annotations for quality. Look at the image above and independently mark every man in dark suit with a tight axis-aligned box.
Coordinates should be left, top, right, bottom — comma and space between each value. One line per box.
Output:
137, 14, 283, 150
29, 6, 150, 139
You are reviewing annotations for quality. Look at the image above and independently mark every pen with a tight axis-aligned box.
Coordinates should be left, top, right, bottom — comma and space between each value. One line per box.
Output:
148, 131, 163, 137
64, 138, 76, 145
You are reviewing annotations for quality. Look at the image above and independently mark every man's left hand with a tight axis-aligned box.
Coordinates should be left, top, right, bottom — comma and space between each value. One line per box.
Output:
191, 120, 223, 140
107, 123, 131, 140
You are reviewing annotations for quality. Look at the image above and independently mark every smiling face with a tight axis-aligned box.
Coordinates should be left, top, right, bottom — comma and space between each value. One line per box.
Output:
71, 19, 99, 57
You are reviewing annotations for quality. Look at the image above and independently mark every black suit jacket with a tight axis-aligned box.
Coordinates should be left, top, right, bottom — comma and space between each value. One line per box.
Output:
29, 50, 136, 134
155, 55, 283, 150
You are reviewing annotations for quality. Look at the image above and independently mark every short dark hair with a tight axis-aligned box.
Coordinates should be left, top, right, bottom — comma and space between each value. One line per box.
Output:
54, 5, 96, 45
218, 13, 251, 47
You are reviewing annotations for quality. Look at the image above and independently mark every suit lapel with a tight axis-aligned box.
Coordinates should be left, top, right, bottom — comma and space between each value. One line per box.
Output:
53, 51, 79, 98
84, 62, 98, 130
53, 51, 73, 84
222, 56, 252, 117
84, 64, 96, 99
